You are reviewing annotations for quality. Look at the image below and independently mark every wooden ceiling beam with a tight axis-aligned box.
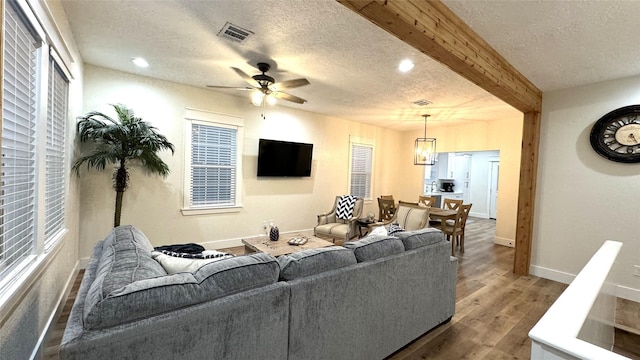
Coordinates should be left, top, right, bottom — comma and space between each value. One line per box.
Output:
337, 0, 542, 113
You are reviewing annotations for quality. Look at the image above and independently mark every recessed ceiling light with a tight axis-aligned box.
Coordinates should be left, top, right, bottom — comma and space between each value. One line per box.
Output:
398, 59, 414, 73
132, 57, 149, 68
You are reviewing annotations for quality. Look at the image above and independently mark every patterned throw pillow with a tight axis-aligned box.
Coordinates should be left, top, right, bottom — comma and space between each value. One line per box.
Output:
336, 195, 357, 219
386, 223, 405, 236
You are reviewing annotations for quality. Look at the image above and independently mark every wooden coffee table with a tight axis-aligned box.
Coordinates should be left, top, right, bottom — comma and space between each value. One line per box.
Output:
242, 233, 335, 257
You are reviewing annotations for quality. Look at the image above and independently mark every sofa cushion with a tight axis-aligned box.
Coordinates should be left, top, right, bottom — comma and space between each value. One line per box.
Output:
278, 246, 357, 281
394, 227, 444, 250
83, 226, 279, 330
344, 235, 404, 262
83, 226, 167, 322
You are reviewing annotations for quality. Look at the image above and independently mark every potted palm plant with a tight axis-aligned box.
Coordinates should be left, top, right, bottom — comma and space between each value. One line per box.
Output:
72, 104, 175, 227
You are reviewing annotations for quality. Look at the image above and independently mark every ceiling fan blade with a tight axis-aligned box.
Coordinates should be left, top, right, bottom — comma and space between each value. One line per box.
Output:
232, 67, 260, 87
273, 92, 307, 104
270, 78, 310, 91
206, 85, 254, 91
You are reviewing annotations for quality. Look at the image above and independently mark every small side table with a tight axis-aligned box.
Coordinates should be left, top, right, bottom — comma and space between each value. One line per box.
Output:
356, 218, 379, 238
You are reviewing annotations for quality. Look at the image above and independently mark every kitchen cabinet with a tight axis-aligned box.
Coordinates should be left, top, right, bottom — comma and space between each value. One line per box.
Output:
437, 153, 455, 179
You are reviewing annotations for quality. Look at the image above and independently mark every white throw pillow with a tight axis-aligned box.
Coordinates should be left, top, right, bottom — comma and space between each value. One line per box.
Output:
369, 226, 388, 236
151, 251, 232, 274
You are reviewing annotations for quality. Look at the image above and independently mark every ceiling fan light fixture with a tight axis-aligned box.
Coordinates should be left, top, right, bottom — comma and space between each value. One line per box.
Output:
266, 93, 277, 106
251, 90, 264, 106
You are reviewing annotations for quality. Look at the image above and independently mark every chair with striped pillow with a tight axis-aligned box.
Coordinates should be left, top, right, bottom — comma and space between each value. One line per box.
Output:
378, 201, 430, 231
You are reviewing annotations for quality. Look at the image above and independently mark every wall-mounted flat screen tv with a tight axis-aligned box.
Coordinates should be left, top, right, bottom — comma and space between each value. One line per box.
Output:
257, 139, 313, 177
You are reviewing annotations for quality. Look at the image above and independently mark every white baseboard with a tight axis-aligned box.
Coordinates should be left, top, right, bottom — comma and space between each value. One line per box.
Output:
494, 236, 514, 247
530, 265, 640, 303
469, 211, 489, 219
200, 228, 315, 250
529, 265, 575, 285
615, 285, 640, 302
30, 260, 80, 360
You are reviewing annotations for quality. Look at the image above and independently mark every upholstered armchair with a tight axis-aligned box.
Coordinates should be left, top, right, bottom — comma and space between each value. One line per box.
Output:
378, 201, 430, 231
314, 196, 364, 243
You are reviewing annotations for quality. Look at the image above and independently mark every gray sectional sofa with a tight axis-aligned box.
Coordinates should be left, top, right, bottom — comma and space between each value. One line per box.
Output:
60, 225, 457, 360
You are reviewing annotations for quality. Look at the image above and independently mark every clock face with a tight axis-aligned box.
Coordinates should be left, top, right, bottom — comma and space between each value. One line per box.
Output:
590, 105, 640, 163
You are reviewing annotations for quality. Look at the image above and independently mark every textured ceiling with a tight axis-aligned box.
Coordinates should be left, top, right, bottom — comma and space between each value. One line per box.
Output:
58, 0, 640, 131
443, 0, 640, 91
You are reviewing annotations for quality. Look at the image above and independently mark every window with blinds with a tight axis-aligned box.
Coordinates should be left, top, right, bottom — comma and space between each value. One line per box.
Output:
1, 2, 39, 280
44, 59, 68, 248
190, 123, 237, 206
349, 143, 373, 199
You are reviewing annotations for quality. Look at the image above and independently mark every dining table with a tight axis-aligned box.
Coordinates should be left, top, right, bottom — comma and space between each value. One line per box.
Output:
429, 207, 458, 229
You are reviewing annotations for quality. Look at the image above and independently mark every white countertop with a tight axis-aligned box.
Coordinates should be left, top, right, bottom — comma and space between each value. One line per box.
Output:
423, 191, 462, 196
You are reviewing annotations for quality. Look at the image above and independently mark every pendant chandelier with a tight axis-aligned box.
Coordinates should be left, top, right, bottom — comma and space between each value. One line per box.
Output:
414, 114, 437, 165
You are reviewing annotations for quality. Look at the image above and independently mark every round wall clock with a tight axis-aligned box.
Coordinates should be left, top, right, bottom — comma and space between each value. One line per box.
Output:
589, 105, 640, 163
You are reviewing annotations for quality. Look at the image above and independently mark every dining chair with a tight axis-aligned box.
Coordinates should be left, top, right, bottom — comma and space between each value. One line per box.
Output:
442, 198, 463, 227
380, 195, 394, 201
418, 195, 437, 208
443, 198, 463, 211
442, 203, 472, 255
377, 197, 396, 221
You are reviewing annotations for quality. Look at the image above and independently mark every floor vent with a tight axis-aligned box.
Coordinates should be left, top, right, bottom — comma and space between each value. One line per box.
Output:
217, 22, 253, 44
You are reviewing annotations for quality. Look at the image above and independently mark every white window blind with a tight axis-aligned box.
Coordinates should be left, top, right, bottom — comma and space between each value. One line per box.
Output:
350, 144, 373, 199
0, 2, 39, 279
44, 59, 68, 247
190, 123, 237, 206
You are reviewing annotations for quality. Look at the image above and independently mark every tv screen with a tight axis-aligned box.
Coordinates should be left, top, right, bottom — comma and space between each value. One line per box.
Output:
257, 139, 313, 177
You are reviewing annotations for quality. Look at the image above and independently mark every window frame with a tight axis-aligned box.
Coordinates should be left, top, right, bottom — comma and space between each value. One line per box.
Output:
181, 108, 244, 215
348, 137, 375, 201
0, 0, 72, 314
44, 51, 70, 251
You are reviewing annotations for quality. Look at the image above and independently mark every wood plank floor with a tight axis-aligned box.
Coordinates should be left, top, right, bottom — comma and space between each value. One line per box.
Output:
43, 218, 639, 359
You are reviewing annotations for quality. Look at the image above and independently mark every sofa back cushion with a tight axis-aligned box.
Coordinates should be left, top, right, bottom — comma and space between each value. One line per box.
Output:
394, 227, 444, 250
83, 226, 167, 323
83, 226, 279, 329
344, 235, 404, 262
278, 246, 356, 281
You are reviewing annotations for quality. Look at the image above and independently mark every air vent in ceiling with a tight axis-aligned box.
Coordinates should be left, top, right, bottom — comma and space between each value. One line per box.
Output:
217, 22, 253, 44
411, 99, 432, 107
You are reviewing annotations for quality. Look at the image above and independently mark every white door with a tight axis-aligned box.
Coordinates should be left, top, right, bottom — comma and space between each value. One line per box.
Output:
488, 161, 499, 219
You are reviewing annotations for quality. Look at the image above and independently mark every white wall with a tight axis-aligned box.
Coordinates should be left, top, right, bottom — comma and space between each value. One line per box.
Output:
79, 65, 406, 259
533, 74, 640, 301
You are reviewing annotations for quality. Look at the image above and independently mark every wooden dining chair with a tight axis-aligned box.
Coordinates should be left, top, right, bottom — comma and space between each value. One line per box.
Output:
442, 198, 463, 227
377, 197, 396, 221
418, 195, 437, 208
442, 203, 472, 255
443, 198, 463, 211
380, 195, 394, 201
